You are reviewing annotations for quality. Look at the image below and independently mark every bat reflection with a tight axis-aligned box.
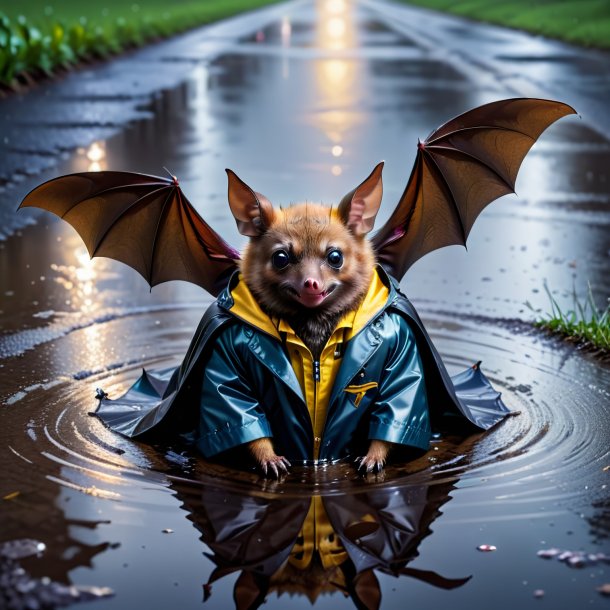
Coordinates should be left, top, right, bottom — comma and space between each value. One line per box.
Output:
170, 475, 470, 609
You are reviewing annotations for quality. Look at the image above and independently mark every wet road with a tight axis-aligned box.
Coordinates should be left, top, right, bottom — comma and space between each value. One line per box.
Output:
1, 1, 609, 609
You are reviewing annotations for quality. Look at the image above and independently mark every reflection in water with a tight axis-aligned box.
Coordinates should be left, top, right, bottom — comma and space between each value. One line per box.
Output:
47, 239, 109, 371
1, 443, 117, 608
74, 247, 97, 311
314, 0, 363, 180
47, 239, 101, 317
319, 0, 349, 50
74, 140, 107, 173
281, 16, 292, 47
1, 302, 608, 608
85, 141, 107, 173
50, 241, 101, 316
174, 476, 468, 608
280, 16, 292, 79
326, 17, 347, 46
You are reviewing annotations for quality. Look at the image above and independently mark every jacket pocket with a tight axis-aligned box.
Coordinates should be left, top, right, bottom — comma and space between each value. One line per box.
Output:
344, 382, 378, 407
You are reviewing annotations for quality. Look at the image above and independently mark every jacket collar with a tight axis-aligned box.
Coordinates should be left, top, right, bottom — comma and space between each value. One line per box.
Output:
216, 267, 399, 408
218, 273, 282, 340
217, 266, 397, 341
217, 273, 303, 401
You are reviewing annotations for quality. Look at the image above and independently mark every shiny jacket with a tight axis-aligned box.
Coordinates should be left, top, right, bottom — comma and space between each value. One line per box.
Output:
95, 267, 509, 462
198, 268, 431, 462
182, 475, 469, 599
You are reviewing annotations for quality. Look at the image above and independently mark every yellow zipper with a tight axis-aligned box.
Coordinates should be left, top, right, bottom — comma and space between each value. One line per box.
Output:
313, 359, 320, 458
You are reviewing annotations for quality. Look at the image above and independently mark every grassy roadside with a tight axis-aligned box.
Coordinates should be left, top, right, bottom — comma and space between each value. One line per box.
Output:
526, 283, 609, 357
396, 0, 610, 49
0, 0, 282, 88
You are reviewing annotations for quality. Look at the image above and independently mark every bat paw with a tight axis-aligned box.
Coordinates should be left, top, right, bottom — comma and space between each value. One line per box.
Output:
259, 455, 291, 479
356, 455, 385, 475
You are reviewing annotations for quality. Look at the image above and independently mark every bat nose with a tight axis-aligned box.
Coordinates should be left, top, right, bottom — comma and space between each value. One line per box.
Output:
304, 278, 320, 291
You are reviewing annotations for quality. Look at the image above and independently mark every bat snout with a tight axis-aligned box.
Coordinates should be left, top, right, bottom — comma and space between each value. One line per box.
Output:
303, 277, 321, 293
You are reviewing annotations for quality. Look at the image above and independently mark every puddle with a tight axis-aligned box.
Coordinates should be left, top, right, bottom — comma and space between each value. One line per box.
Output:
1, 308, 609, 609
1, 0, 609, 609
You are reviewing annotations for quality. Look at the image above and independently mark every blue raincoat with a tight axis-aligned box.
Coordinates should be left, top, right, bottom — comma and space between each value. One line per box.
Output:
95, 267, 509, 463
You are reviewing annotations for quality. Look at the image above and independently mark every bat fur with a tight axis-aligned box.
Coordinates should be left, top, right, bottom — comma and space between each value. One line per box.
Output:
228, 166, 391, 476
19, 99, 576, 478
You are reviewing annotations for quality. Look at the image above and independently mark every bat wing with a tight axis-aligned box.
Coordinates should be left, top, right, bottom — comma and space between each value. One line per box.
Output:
19, 171, 240, 296
372, 98, 577, 280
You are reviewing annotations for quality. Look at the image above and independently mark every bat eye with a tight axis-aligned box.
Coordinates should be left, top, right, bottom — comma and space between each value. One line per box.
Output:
272, 250, 290, 270
326, 249, 343, 269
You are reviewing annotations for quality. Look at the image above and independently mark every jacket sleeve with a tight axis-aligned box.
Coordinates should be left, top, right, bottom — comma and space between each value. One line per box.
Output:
368, 313, 431, 450
196, 325, 272, 458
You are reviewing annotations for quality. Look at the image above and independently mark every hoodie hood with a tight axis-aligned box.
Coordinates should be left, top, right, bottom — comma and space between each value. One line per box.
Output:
222, 267, 392, 342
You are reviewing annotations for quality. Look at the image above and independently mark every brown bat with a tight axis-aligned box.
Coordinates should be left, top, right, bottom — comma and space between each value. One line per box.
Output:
20, 98, 576, 476
228, 166, 385, 473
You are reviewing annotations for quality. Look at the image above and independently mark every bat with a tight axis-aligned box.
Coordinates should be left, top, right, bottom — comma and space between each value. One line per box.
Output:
19, 97, 576, 475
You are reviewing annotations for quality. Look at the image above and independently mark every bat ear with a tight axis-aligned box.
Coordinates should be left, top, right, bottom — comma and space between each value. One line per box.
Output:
233, 571, 268, 610
351, 569, 381, 610
226, 169, 275, 236
338, 162, 384, 236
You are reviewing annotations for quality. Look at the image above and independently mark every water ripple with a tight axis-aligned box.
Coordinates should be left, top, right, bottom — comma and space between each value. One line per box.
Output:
4, 309, 608, 520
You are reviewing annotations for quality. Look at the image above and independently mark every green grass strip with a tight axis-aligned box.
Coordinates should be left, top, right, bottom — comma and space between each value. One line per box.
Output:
396, 0, 610, 49
526, 282, 610, 355
0, 0, 282, 87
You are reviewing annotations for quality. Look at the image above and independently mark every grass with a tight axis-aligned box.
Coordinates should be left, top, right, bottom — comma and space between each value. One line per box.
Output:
0, 0, 281, 87
397, 0, 610, 49
526, 282, 610, 355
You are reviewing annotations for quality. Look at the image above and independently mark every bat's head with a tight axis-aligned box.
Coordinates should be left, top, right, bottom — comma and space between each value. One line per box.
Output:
226, 163, 384, 319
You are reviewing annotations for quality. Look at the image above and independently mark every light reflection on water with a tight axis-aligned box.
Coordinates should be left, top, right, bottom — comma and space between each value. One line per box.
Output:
2, 307, 608, 609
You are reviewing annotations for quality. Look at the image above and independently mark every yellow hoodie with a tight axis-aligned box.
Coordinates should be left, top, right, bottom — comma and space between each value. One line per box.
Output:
229, 270, 389, 459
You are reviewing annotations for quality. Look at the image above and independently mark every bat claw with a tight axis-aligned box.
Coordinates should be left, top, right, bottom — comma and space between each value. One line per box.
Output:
356, 456, 368, 474
259, 455, 291, 479
357, 456, 385, 476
